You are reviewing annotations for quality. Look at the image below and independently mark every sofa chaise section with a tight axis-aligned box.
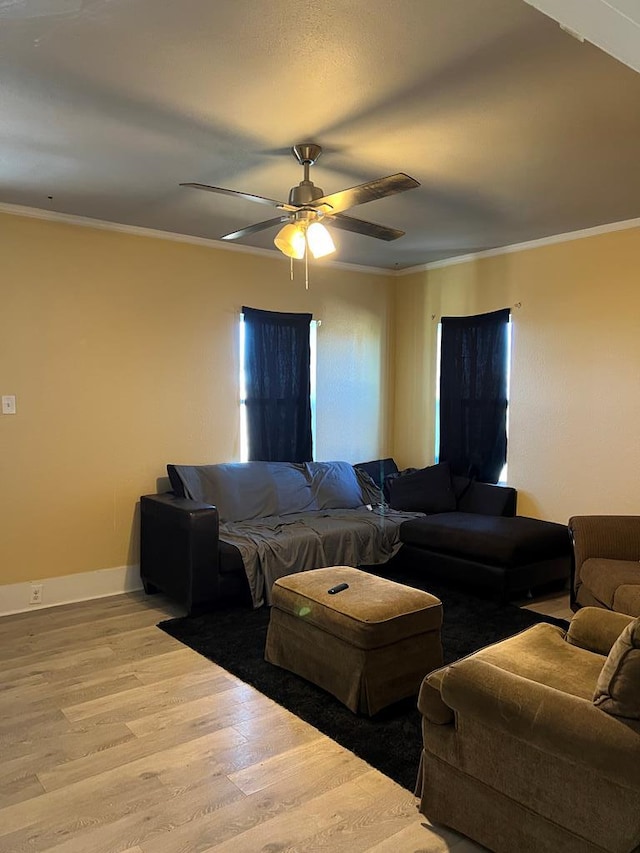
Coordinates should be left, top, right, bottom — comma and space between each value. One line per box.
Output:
390, 464, 571, 601
400, 512, 572, 602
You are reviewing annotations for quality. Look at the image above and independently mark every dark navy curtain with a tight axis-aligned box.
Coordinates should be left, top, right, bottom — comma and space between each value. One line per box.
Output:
242, 306, 312, 462
439, 308, 510, 484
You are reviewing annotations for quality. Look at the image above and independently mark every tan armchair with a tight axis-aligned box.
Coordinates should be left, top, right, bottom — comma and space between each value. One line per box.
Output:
569, 515, 640, 616
417, 607, 640, 853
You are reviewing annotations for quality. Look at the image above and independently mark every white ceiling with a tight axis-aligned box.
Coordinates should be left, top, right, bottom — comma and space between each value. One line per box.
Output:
1, 0, 639, 270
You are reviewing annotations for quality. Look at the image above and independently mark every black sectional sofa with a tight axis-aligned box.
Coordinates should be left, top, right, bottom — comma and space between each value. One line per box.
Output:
140, 458, 572, 614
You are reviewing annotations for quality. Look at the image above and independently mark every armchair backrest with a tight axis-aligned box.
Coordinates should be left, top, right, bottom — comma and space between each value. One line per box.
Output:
569, 516, 640, 568
569, 515, 640, 597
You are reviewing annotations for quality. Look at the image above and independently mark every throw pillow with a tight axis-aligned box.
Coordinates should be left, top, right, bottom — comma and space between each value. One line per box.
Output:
354, 467, 384, 506
170, 462, 280, 522
309, 461, 364, 509
353, 458, 399, 491
389, 462, 456, 514
384, 467, 418, 503
593, 616, 640, 720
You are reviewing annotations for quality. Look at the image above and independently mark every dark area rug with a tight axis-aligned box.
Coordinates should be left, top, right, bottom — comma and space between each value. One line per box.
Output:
158, 567, 568, 793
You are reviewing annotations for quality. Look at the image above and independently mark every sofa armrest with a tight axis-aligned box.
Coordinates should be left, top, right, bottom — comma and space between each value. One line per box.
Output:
566, 606, 635, 656
440, 657, 640, 790
140, 493, 220, 615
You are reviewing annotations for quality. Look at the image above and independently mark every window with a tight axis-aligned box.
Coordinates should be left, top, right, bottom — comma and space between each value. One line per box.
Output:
239, 309, 317, 462
435, 318, 512, 482
436, 309, 511, 484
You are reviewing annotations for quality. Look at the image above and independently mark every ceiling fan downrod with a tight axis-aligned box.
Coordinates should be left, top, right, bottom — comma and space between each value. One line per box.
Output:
288, 143, 326, 207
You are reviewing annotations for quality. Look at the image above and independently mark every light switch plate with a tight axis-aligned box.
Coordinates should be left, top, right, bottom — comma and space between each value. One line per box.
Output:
2, 395, 16, 414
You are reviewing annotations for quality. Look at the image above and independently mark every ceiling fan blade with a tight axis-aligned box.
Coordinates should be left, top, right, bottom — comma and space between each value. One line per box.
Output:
314, 173, 420, 214
221, 216, 290, 242
180, 182, 298, 211
325, 212, 405, 241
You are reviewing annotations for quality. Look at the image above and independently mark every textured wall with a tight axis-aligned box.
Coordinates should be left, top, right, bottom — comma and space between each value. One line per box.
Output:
392, 226, 640, 522
0, 212, 393, 585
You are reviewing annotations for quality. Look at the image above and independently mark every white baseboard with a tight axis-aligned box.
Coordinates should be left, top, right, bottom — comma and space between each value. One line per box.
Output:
0, 565, 143, 617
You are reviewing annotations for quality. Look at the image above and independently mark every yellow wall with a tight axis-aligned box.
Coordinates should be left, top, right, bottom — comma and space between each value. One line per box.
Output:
4, 209, 639, 590
0, 212, 394, 586
392, 226, 640, 522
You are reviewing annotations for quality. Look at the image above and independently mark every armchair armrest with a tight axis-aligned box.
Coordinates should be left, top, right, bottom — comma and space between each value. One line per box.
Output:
140, 493, 220, 615
440, 657, 640, 790
566, 606, 635, 656
418, 667, 454, 725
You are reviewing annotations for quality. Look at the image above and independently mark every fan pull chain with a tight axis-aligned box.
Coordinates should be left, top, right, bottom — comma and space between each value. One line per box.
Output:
290, 256, 294, 281
305, 248, 309, 290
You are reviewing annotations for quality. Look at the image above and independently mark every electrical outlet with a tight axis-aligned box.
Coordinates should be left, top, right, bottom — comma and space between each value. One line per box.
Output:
30, 583, 43, 605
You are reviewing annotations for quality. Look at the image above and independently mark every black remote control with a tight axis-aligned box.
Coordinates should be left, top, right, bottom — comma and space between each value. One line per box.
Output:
327, 583, 349, 594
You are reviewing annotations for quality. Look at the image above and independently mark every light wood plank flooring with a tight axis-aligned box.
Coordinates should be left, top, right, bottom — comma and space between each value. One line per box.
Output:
0, 589, 571, 853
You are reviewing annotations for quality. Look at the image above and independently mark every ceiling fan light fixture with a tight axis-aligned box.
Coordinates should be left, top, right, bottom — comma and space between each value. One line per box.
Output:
274, 222, 306, 259
306, 221, 335, 258
183, 142, 419, 271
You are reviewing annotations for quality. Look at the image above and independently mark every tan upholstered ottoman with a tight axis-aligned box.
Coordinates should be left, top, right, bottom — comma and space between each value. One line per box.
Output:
264, 566, 443, 715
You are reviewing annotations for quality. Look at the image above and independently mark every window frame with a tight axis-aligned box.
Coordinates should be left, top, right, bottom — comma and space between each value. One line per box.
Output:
434, 314, 512, 484
239, 313, 317, 463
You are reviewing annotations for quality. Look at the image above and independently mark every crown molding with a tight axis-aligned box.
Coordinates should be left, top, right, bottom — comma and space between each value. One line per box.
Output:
394, 216, 640, 276
0, 202, 390, 276
523, 0, 640, 74
2, 201, 638, 278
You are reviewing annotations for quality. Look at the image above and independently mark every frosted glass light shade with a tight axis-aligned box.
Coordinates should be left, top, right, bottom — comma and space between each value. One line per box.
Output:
274, 223, 306, 259
306, 221, 336, 258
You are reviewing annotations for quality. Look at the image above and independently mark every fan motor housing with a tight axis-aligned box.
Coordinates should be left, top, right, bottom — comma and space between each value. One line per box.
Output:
289, 180, 324, 207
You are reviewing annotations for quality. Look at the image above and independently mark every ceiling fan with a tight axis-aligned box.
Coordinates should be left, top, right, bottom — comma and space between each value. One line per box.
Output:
180, 143, 420, 261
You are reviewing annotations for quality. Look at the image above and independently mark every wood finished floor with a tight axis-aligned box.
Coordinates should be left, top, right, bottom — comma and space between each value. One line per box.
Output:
0, 589, 572, 853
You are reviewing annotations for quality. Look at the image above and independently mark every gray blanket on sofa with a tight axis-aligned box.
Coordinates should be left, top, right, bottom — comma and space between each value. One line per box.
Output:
171, 460, 423, 608
219, 506, 421, 607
